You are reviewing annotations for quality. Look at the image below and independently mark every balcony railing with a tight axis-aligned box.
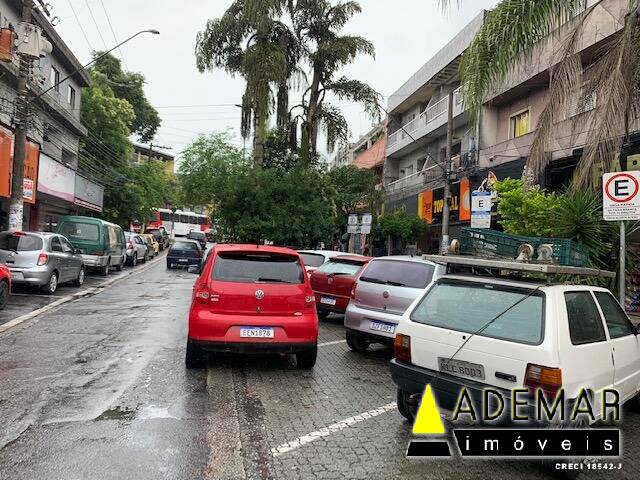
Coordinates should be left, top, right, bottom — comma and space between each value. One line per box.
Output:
387, 87, 463, 148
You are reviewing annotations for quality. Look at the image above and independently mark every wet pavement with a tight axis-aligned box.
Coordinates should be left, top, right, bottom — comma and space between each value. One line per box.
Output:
0, 258, 639, 480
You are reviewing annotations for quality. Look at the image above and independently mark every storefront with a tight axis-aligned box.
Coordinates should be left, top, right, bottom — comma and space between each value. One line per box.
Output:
74, 174, 104, 214
35, 153, 76, 232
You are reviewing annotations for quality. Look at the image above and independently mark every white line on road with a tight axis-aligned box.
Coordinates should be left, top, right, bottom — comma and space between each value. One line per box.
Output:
317, 339, 347, 348
270, 402, 397, 457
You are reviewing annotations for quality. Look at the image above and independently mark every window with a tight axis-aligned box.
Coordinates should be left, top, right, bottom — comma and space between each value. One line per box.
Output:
212, 252, 304, 284
568, 89, 596, 118
50, 237, 63, 252
0, 232, 43, 251
510, 109, 530, 138
67, 85, 76, 108
565, 292, 606, 345
406, 165, 414, 176
60, 237, 74, 253
316, 260, 363, 277
50, 66, 60, 91
59, 222, 100, 242
160, 211, 172, 222
173, 241, 199, 251
411, 281, 545, 345
360, 259, 435, 289
595, 292, 636, 339
299, 253, 326, 268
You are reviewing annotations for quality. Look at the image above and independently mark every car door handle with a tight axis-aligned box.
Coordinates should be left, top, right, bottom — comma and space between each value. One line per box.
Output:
495, 372, 517, 383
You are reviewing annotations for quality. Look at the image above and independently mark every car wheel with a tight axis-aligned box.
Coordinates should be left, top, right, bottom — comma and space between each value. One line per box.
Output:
185, 340, 205, 369
0, 280, 9, 310
41, 272, 58, 295
397, 388, 416, 422
100, 262, 110, 277
166, 261, 173, 270
141, 252, 147, 263
346, 331, 370, 352
115, 258, 124, 272
317, 309, 330, 320
296, 346, 318, 369
73, 268, 85, 287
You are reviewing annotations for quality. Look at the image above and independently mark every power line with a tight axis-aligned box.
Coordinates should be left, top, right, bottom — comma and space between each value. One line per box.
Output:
83, 0, 107, 49
98, 0, 127, 68
67, 0, 93, 52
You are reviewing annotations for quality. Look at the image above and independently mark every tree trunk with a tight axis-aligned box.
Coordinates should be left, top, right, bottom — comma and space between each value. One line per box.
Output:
252, 109, 265, 168
301, 66, 322, 163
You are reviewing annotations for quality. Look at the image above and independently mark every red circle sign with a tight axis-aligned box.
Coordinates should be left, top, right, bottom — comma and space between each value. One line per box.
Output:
605, 173, 639, 203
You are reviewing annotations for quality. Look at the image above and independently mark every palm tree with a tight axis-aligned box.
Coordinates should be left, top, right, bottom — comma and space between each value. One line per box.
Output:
448, 0, 640, 191
196, 0, 298, 167
288, 0, 380, 162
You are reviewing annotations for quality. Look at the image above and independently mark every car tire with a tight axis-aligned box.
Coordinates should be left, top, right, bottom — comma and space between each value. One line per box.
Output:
296, 346, 318, 369
346, 331, 370, 352
0, 280, 9, 310
166, 261, 173, 270
73, 268, 85, 287
100, 262, 110, 277
185, 340, 205, 369
317, 309, 330, 320
115, 258, 124, 272
397, 388, 416, 422
41, 271, 58, 295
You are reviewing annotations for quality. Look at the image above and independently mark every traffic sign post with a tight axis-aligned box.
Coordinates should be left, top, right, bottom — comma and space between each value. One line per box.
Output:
602, 171, 640, 305
471, 191, 492, 229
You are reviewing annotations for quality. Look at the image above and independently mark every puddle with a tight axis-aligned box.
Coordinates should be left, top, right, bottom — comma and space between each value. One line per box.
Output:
95, 406, 136, 421
137, 405, 177, 420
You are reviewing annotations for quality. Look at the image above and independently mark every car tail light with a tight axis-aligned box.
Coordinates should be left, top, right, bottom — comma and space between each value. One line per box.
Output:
194, 283, 211, 304
305, 289, 315, 308
394, 334, 411, 364
350, 282, 358, 299
524, 364, 562, 398
12, 231, 25, 236
37, 252, 48, 266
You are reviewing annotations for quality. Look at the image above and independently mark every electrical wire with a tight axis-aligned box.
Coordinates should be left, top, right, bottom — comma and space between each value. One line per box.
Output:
83, 0, 108, 50
98, 0, 127, 68
67, 0, 93, 52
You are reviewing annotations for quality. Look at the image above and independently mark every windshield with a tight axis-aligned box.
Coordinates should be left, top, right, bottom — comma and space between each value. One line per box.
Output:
411, 280, 545, 345
0, 232, 43, 252
60, 222, 100, 242
299, 253, 326, 268
213, 252, 304, 284
316, 260, 363, 276
360, 259, 434, 288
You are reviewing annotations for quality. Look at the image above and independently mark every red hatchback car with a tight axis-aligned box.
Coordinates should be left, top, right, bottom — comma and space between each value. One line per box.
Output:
0, 263, 11, 311
186, 244, 318, 369
309, 255, 371, 319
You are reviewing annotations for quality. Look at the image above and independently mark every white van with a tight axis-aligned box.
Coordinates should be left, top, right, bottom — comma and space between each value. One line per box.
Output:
390, 256, 640, 424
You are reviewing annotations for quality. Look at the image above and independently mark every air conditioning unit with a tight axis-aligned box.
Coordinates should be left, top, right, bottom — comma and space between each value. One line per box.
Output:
450, 155, 461, 171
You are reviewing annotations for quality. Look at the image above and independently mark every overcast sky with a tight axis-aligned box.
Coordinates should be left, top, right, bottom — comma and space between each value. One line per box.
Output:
53, 0, 498, 161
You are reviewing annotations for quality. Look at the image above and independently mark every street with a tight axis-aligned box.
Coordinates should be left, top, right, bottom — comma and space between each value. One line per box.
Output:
0, 257, 638, 480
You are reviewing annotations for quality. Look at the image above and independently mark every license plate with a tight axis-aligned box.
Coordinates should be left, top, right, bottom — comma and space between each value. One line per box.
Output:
369, 321, 395, 334
178, 258, 188, 263
320, 296, 336, 306
11, 271, 24, 280
240, 327, 274, 338
438, 357, 485, 380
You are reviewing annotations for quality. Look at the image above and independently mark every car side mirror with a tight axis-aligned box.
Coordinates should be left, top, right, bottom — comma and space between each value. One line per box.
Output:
74, 248, 82, 255
188, 265, 201, 275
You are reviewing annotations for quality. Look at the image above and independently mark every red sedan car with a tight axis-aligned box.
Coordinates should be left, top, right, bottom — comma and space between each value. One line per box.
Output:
309, 255, 371, 319
186, 244, 318, 369
0, 263, 11, 311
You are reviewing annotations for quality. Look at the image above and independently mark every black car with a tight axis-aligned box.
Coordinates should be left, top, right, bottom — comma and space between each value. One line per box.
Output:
187, 230, 207, 249
147, 228, 170, 250
167, 240, 204, 270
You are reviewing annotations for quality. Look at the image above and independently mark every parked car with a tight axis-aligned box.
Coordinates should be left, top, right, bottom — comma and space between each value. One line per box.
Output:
390, 256, 640, 424
0, 231, 85, 294
186, 244, 318, 369
0, 262, 11, 310
310, 255, 371, 319
57, 216, 126, 276
124, 232, 149, 266
167, 239, 204, 270
187, 230, 207, 249
147, 227, 170, 250
297, 250, 346, 274
140, 233, 159, 257
344, 256, 445, 352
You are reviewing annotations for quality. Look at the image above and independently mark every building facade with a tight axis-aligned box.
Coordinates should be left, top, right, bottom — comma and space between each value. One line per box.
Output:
0, 0, 103, 231
131, 143, 175, 176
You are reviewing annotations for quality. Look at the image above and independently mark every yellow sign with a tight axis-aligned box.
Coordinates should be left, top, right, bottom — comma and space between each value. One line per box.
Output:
412, 384, 445, 435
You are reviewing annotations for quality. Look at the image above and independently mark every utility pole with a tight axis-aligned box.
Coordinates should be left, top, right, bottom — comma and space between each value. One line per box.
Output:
146, 143, 171, 162
440, 89, 454, 254
8, 0, 33, 231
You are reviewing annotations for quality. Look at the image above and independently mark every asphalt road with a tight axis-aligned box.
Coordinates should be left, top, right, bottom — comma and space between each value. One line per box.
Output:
0, 258, 639, 480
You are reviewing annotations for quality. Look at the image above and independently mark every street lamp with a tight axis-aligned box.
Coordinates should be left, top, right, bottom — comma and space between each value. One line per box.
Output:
31, 29, 160, 102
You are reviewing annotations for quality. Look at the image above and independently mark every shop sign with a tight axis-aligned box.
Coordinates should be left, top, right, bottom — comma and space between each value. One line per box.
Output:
37, 153, 75, 202
23, 141, 39, 204
418, 178, 471, 225
75, 175, 104, 212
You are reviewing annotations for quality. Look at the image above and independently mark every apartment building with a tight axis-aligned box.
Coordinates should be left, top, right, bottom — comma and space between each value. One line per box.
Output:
0, 0, 103, 231
131, 143, 176, 176
383, 0, 632, 253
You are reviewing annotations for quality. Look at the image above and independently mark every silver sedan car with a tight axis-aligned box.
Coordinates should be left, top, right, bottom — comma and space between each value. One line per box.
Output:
0, 231, 85, 294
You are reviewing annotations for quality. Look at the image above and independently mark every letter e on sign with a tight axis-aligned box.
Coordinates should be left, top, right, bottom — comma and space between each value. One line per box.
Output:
603, 171, 640, 221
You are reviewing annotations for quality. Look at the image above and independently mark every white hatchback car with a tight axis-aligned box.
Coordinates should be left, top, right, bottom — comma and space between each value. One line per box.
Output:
390, 256, 640, 424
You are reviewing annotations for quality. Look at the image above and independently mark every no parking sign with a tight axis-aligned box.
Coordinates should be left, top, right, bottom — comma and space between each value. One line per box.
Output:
603, 171, 640, 221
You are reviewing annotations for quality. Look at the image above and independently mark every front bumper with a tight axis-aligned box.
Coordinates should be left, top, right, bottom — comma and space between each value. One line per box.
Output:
190, 338, 316, 354
81, 254, 108, 267
344, 303, 401, 342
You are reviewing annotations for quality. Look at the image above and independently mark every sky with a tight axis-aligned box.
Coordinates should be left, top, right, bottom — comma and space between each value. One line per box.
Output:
52, 0, 498, 163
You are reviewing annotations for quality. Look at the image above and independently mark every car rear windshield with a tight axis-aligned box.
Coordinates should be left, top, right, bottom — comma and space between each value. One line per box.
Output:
189, 232, 205, 239
299, 253, 326, 268
316, 260, 362, 276
0, 232, 43, 252
359, 259, 434, 289
410, 280, 545, 345
213, 252, 304, 284
60, 222, 100, 241
172, 241, 199, 251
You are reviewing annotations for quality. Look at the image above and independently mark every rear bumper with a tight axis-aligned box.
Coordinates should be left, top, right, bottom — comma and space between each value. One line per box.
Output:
190, 338, 316, 354
314, 292, 350, 313
81, 254, 108, 267
344, 303, 401, 341
167, 256, 201, 266
9, 267, 50, 286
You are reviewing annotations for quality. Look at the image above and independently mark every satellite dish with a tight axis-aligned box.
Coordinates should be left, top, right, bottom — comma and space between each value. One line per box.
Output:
537, 244, 554, 263
515, 243, 534, 262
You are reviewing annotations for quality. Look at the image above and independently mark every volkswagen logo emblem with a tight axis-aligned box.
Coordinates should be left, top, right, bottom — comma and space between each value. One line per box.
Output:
255, 290, 265, 300
382, 290, 390, 299
328, 277, 334, 285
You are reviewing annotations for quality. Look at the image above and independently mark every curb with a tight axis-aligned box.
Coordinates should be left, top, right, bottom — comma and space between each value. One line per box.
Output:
0, 254, 165, 336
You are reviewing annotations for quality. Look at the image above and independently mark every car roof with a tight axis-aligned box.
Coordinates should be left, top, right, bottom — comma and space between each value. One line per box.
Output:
298, 250, 348, 257
370, 255, 438, 266
214, 243, 299, 255
331, 254, 371, 263
1, 231, 56, 238
59, 215, 119, 228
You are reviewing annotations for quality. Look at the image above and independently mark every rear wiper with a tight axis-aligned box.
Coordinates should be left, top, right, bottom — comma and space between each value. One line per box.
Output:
386, 280, 406, 287
256, 277, 292, 284
359, 276, 385, 284
328, 272, 350, 277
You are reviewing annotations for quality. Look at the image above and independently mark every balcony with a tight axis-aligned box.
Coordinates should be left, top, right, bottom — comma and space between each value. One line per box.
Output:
386, 88, 465, 157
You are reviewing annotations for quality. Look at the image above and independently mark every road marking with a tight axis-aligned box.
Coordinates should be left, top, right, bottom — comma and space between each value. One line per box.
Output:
270, 402, 397, 457
317, 339, 347, 347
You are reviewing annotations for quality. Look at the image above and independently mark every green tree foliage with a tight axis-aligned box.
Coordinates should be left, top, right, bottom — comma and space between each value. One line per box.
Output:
327, 164, 378, 217
380, 210, 428, 244
92, 52, 161, 143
